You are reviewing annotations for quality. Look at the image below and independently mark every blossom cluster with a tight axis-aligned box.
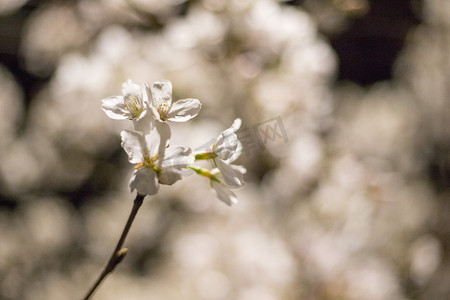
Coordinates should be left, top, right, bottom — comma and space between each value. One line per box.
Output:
102, 79, 246, 205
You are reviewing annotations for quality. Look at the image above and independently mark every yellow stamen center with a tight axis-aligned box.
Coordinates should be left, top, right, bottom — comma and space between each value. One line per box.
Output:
125, 94, 144, 118
157, 101, 171, 121
135, 154, 161, 174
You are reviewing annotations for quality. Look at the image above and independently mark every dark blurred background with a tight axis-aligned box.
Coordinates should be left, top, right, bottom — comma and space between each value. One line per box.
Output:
0, 0, 449, 299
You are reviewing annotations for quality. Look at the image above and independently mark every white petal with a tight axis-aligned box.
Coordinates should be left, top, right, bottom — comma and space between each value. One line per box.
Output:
231, 164, 247, 175
211, 180, 238, 206
215, 159, 243, 187
229, 164, 246, 187
149, 105, 162, 121
143, 126, 161, 159
214, 129, 238, 160
132, 114, 154, 135
143, 83, 161, 121
122, 79, 143, 97
133, 115, 171, 146
120, 130, 145, 164
154, 121, 171, 148
142, 84, 151, 107
161, 146, 194, 169
101, 96, 130, 120
230, 118, 242, 132
134, 109, 148, 121
224, 139, 243, 164
158, 169, 183, 185
166, 99, 202, 122
151, 121, 172, 162
193, 138, 216, 154
150, 80, 172, 106
129, 168, 159, 195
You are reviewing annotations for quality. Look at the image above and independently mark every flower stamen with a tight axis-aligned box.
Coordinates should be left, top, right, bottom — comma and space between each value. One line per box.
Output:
125, 95, 144, 119
135, 154, 161, 174
157, 100, 171, 121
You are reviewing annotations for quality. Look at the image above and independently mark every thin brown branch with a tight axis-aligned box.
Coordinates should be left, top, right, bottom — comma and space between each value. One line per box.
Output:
82, 193, 145, 300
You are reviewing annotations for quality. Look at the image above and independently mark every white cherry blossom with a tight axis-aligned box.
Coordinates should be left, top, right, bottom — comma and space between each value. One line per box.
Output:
102, 79, 149, 121
189, 118, 246, 205
121, 127, 194, 195
210, 118, 245, 187
147, 80, 201, 122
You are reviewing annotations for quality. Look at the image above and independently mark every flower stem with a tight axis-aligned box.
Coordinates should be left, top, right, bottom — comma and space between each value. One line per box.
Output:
82, 193, 146, 300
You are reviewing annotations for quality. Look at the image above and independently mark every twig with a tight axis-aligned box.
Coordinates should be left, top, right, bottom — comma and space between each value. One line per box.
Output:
83, 193, 146, 300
